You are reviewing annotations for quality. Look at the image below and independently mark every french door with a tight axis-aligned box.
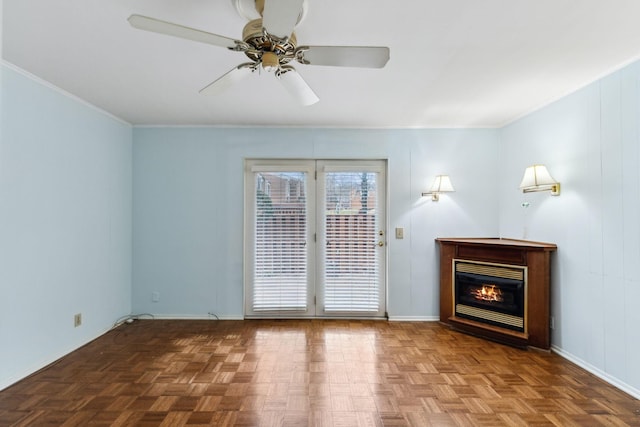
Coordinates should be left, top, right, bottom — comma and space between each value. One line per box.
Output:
245, 160, 387, 318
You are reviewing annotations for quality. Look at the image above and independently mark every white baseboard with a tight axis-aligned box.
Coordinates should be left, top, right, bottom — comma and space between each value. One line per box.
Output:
151, 314, 244, 320
388, 316, 440, 322
551, 344, 640, 400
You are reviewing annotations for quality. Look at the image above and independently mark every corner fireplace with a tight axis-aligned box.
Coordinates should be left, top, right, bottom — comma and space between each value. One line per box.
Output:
454, 261, 526, 333
437, 238, 556, 349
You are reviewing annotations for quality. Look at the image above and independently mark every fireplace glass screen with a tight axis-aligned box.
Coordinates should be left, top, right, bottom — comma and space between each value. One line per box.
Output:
454, 261, 526, 332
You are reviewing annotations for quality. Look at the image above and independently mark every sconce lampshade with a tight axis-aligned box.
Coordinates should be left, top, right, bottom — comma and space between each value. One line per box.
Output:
422, 175, 455, 201
519, 164, 560, 195
428, 175, 455, 193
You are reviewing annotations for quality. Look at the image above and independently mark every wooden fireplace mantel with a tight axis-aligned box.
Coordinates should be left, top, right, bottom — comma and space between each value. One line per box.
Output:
436, 237, 557, 349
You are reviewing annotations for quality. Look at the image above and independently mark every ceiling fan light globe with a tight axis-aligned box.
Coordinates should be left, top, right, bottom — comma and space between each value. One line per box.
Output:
261, 51, 280, 72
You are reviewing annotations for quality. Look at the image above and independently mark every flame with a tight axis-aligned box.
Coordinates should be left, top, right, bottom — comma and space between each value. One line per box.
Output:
473, 284, 504, 302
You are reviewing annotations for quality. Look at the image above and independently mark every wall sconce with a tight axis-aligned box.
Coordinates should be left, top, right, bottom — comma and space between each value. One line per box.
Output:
422, 175, 455, 201
519, 164, 560, 196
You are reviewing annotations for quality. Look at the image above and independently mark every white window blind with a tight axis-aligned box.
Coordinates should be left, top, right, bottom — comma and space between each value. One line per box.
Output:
323, 172, 380, 312
253, 171, 308, 311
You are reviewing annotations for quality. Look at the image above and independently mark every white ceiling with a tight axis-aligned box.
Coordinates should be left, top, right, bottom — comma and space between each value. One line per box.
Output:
4, 0, 640, 128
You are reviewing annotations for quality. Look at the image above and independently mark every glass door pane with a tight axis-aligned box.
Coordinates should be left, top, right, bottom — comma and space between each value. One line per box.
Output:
317, 161, 386, 317
245, 161, 316, 316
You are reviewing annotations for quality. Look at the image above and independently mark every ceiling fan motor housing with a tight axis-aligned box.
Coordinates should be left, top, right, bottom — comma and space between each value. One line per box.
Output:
242, 19, 297, 66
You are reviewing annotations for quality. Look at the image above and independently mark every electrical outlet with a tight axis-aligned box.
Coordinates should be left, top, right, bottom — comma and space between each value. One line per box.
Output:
74, 313, 82, 327
152, 292, 160, 302
550, 316, 555, 330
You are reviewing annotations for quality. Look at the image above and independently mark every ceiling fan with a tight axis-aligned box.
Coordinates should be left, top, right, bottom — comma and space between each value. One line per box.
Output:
128, 0, 390, 106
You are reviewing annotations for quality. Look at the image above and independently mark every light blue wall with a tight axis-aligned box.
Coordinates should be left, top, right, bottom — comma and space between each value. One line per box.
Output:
132, 127, 500, 319
0, 64, 133, 390
499, 61, 640, 397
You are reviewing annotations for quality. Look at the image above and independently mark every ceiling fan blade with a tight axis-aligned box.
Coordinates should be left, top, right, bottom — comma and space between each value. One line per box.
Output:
199, 64, 255, 96
297, 46, 390, 68
128, 14, 241, 50
277, 68, 319, 106
262, 0, 305, 39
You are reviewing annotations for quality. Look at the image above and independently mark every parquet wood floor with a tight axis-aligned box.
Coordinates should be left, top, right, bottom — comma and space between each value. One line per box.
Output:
1, 320, 639, 426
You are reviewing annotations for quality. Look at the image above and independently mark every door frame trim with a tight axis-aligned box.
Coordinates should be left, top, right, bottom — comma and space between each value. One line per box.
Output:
243, 158, 389, 319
